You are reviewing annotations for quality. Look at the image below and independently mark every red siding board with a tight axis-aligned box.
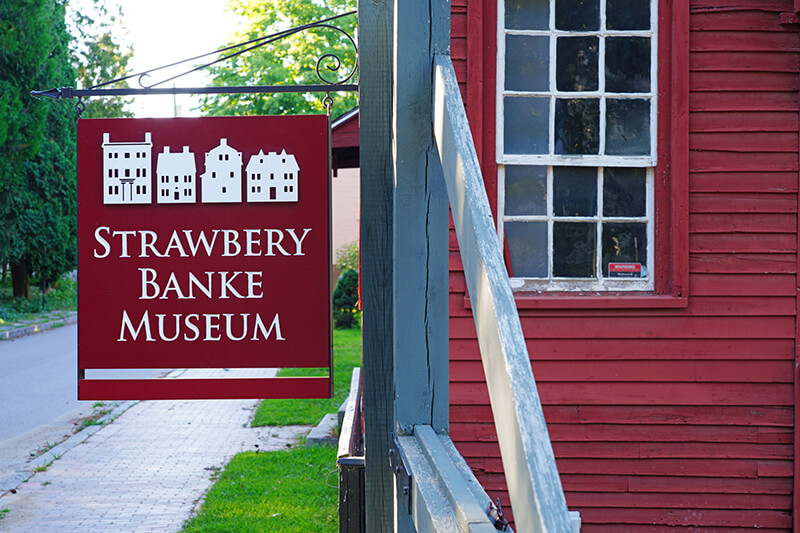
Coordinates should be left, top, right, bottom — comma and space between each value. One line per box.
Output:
578, 508, 791, 528
691, 71, 800, 92
450, 315, 796, 339
690, 273, 796, 296
449, 338, 796, 360
689, 193, 797, 213
450, 360, 794, 383
689, 150, 798, 171
690, 52, 799, 73
690, 111, 798, 132
689, 233, 796, 253
691, 32, 800, 52
691, 91, 799, 112
689, 254, 797, 273
690, 132, 798, 153
451, 382, 795, 406
690, 10, 791, 31
690, 213, 796, 233
690, 171, 798, 193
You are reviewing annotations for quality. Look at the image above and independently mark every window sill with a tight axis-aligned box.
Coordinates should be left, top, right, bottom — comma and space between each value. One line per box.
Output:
463, 292, 688, 310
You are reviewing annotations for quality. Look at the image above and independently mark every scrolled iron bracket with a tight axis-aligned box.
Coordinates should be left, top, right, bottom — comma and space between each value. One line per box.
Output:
31, 10, 358, 101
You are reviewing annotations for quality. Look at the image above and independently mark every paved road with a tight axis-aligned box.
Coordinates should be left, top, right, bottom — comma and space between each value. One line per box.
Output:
0, 324, 164, 487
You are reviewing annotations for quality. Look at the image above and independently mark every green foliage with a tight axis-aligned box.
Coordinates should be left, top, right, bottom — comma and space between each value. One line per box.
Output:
0, 277, 76, 322
180, 445, 337, 533
67, 0, 134, 118
198, 0, 357, 119
332, 269, 359, 329
335, 240, 359, 273
253, 329, 361, 426
0, 0, 77, 293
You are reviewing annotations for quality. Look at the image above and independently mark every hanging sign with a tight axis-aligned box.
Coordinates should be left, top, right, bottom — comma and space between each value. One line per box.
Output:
77, 116, 331, 400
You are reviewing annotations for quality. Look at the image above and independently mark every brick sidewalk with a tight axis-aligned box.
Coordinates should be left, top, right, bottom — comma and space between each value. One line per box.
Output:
0, 372, 310, 533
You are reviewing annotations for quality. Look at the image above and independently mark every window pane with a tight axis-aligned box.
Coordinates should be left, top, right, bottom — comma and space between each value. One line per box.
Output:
603, 167, 646, 216
607, 0, 650, 30
506, 35, 549, 92
506, 166, 547, 216
556, 36, 599, 92
606, 37, 651, 93
505, 97, 550, 154
556, 0, 599, 30
506, 221, 548, 277
553, 166, 597, 216
605, 98, 650, 155
602, 222, 647, 275
555, 98, 599, 154
554, 222, 596, 277
506, 0, 549, 29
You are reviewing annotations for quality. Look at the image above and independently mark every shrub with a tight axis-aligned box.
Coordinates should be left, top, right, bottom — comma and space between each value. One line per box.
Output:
332, 269, 359, 329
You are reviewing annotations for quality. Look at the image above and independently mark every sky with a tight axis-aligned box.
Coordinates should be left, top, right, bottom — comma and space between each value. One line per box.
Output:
76, 1, 241, 117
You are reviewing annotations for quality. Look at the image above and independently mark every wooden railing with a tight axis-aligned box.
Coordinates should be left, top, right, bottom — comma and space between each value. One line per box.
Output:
432, 54, 577, 533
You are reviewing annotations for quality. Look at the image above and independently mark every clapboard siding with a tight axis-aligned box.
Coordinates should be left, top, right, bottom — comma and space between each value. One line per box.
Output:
449, 0, 798, 530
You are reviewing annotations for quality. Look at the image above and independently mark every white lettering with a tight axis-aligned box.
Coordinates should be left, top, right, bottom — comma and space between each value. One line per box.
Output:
112, 230, 136, 258
159, 272, 187, 300
163, 231, 189, 257
187, 272, 213, 299
156, 313, 181, 342
286, 228, 312, 256
244, 229, 261, 256
204, 314, 221, 341
219, 271, 244, 299
222, 230, 241, 256
184, 314, 200, 341
93, 226, 111, 258
139, 268, 159, 299
118, 310, 154, 341
224, 313, 249, 341
183, 229, 219, 257
139, 230, 165, 258
264, 229, 290, 256
252, 313, 284, 341
245, 271, 263, 299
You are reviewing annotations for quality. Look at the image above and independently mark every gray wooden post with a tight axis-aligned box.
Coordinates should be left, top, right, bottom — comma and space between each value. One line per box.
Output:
358, 1, 395, 531
393, 0, 451, 437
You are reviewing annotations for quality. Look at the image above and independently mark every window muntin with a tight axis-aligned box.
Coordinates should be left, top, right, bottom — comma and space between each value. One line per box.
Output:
499, 0, 657, 167
500, 165, 654, 291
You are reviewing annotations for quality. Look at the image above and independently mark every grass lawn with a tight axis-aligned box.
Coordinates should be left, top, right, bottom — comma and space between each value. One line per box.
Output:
181, 328, 361, 533
180, 444, 338, 533
252, 328, 362, 426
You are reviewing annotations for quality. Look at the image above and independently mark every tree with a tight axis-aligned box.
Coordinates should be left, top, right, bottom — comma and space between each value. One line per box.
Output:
0, 0, 77, 298
68, 0, 134, 118
199, 0, 357, 120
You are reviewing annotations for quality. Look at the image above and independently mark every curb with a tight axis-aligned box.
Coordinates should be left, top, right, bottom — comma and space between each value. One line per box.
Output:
0, 400, 136, 496
0, 313, 77, 341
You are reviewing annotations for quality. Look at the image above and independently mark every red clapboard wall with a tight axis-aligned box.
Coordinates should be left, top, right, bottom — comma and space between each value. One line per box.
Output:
449, 0, 799, 530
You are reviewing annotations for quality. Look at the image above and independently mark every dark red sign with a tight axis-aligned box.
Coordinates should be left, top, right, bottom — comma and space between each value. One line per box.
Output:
77, 116, 331, 400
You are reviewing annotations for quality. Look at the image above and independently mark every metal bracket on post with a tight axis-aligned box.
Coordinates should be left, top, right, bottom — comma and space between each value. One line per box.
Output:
389, 434, 412, 514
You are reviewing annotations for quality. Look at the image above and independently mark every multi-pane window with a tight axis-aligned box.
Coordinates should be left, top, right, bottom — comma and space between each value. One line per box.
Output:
498, 0, 657, 291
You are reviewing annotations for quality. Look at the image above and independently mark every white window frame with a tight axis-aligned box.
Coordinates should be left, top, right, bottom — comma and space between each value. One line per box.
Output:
498, 165, 654, 291
497, 0, 658, 291
497, 0, 658, 167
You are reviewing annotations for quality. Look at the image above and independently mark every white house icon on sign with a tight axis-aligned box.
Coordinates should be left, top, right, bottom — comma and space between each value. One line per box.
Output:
246, 149, 300, 203
156, 146, 196, 204
102, 132, 152, 204
201, 138, 242, 203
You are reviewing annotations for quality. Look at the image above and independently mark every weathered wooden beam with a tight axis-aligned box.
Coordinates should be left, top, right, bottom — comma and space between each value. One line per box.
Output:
358, 0, 395, 531
397, 426, 499, 533
393, 0, 450, 434
432, 54, 574, 533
